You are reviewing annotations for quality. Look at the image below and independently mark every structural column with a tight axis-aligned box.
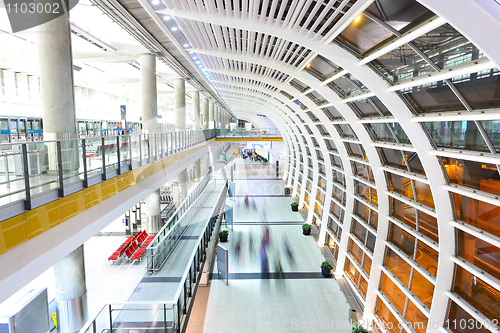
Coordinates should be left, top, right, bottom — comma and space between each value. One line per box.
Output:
192, 91, 201, 129
195, 159, 201, 180
175, 78, 188, 202
140, 54, 161, 232
202, 97, 209, 130
53, 246, 87, 333
37, 9, 78, 173
140, 54, 158, 132
209, 101, 215, 129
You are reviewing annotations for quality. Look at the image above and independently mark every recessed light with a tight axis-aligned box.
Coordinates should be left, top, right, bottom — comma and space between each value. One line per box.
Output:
189, 51, 194, 54
152, 0, 160, 4
198, 65, 203, 68
193, 57, 197, 59
171, 27, 178, 31
163, 15, 171, 20
196, 61, 200, 64
183, 44, 189, 47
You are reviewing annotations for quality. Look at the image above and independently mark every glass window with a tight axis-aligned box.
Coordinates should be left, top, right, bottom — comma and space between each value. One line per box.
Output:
380, 273, 406, 314
369, 210, 378, 230
388, 222, 415, 257
355, 180, 370, 202
362, 255, 372, 276
453, 265, 500, 322
416, 240, 438, 276
344, 258, 360, 286
367, 123, 396, 142
413, 23, 484, 69
384, 247, 411, 286
376, 299, 401, 333
424, 121, 490, 152
391, 198, 416, 229
350, 98, 380, 117
348, 239, 364, 267
446, 300, 491, 333
414, 181, 434, 208
409, 269, 434, 308
337, 124, 357, 138
354, 200, 370, 222
391, 123, 411, 144
442, 157, 500, 194
337, 13, 394, 55
351, 218, 368, 244
418, 210, 438, 243
404, 301, 428, 333
481, 120, 500, 152
402, 83, 464, 113
379, 147, 407, 169
387, 172, 414, 199
453, 71, 500, 110
407, 152, 425, 175
358, 275, 368, 299
453, 193, 500, 238
371, 44, 434, 83
457, 229, 500, 280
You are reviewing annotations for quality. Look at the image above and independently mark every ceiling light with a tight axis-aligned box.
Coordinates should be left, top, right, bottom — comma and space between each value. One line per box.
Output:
163, 15, 171, 20
189, 51, 194, 54
171, 27, 178, 31
196, 61, 200, 64
152, 0, 160, 4
193, 56, 197, 59
183, 44, 189, 47
354, 14, 362, 23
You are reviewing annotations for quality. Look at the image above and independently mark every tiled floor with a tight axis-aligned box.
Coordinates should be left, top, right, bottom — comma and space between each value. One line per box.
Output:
186, 159, 352, 333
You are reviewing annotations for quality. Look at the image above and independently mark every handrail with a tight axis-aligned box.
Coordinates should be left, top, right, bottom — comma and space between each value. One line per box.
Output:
79, 181, 228, 333
146, 170, 213, 274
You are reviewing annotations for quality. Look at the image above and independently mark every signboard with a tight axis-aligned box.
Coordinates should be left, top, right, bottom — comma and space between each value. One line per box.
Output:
247, 141, 272, 149
225, 204, 233, 230
217, 244, 229, 285
120, 105, 127, 131
245, 123, 252, 131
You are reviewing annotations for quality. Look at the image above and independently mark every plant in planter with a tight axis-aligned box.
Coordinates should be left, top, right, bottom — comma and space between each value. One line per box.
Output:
284, 187, 291, 195
219, 229, 229, 242
321, 260, 333, 277
352, 324, 369, 333
302, 223, 311, 235
291, 202, 299, 211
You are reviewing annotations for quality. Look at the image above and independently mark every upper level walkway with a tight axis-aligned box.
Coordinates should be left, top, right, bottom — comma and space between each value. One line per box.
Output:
0, 129, 280, 305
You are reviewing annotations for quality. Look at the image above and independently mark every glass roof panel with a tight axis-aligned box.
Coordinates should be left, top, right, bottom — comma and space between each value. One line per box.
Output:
370, 44, 436, 83
365, 0, 435, 33
424, 121, 490, 152
401, 82, 464, 113
413, 23, 486, 69
337, 13, 394, 55
454, 69, 500, 110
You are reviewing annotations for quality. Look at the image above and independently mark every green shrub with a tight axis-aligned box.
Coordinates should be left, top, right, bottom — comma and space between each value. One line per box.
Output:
321, 260, 333, 270
291, 202, 299, 207
302, 223, 311, 231
352, 324, 369, 333
219, 230, 229, 236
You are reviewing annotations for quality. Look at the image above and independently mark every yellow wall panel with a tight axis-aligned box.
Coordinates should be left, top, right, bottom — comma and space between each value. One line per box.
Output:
0, 214, 28, 252
101, 178, 118, 201
27, 201, 60, 239
116, 173, 131, 192
60, 191, 85, 223
84, 185, 102, 210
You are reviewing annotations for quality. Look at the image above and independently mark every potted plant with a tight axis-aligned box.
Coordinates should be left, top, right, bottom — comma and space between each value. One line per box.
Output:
321, 260, 333, 277
302, 223, 311, 235
352, 324, 369, 333
291, 202, 299, 211
219, 230, 229, 242
284, 187, 291, 195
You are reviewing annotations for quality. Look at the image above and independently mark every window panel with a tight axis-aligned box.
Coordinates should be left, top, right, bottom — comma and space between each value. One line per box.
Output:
457, 229, 500, 281
387, 173, 414, 199
384, 247, 411, 286
369, 210, 378, 230
415, 181, 434, 208
344, 258, 360, 286
424, 121, 490, 152
358, 275, 368, 299
409, 269, 434, 308
402, 83, 464, 113
418, 211, 439, 243
388, 222, 415, 257
446, 300, 491, 333
454, 70, 500, 110
404, 301, 428, 333
348, 238, 364, 267
481, 120, 500, 153
453, 193, 500, 238
444, 158, 500, 196
391, 198, 416, 229
367, 123, 396, 142
351, 218, 367, 244
416, 240, 438, 276
354, 200, 370, 222
376, 299, 401, 333
380, 273, 406, 315
453, 265, 500, 322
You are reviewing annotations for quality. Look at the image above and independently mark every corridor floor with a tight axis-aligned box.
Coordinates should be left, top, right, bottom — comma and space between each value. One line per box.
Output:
186, 158, 352, 333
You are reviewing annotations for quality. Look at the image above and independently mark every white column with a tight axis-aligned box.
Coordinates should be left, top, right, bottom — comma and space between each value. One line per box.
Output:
144, 190, 161, 234
37, 11, 78, 173
202, 97, 209, 129
141, 54, 157, 132
192, 91, 201, 129
53, 246, 87, 333
174, 78, 186, 131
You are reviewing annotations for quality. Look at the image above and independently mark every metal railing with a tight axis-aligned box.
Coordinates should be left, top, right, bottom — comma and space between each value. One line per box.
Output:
217, 128, 281, 138
0, 129, 216, 221
146, 170, 213, 274
79, 182, 228, 333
